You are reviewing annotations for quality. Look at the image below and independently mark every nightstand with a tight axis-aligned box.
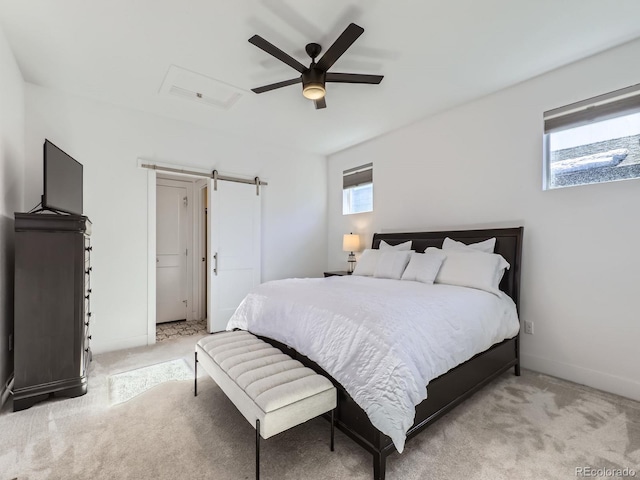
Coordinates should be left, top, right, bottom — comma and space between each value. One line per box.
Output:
324, 271, 352, 277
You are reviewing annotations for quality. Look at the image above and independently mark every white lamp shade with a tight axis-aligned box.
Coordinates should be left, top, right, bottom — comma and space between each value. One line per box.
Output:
343, 234, 360, 252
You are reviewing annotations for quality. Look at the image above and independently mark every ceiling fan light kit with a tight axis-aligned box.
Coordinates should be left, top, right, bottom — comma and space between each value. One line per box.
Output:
249, 23, 383, 109
302, 83, 325, 100
302, 67, 326, 100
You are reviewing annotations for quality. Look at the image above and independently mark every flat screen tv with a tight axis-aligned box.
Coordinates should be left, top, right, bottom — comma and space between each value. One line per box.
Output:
43, 140, 83, 215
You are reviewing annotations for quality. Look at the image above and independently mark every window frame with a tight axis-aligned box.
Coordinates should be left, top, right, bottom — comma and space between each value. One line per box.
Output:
543, 83, 640, 190
342, 163, 373, 215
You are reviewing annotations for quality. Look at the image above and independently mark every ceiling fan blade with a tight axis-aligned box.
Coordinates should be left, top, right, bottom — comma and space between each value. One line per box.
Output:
251, 77, 301, 94
316, 23, 364, 71
249, 35, 307, 74
314, 97, 327, 109
326, 73, 383, 84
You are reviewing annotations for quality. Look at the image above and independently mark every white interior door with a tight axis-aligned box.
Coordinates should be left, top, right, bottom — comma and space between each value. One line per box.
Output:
156, 183, 188, 323
207, 179, 261, 332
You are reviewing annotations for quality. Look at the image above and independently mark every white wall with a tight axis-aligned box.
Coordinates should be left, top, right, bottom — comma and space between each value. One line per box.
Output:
0, 24, 24, 400
327, 38, 640, 401
25, 85, 327, 353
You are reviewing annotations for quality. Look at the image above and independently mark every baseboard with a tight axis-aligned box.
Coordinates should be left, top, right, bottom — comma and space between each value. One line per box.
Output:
1, 374, 14, 408
522, 353, 640, 402
90, 335, 150, 355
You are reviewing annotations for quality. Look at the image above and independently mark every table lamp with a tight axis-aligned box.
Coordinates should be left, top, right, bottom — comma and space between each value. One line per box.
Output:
343, 233, 360, 273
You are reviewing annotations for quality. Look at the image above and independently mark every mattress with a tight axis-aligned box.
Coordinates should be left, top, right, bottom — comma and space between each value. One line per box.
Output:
226, 275, 520, 452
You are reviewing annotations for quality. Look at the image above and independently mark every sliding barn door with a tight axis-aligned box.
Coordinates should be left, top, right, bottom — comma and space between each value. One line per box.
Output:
207, 180, 261, 333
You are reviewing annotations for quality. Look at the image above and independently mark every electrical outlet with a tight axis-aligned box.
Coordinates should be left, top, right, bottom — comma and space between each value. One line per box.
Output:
524, 321, 534, 335
8, 333, 13, 352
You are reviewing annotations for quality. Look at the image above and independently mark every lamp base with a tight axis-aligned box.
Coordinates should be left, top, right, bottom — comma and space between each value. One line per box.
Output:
347, 252, 356, 273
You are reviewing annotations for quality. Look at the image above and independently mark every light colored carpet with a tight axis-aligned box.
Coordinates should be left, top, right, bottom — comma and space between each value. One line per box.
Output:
0, 335, 638, 479
108, 358, 193, 405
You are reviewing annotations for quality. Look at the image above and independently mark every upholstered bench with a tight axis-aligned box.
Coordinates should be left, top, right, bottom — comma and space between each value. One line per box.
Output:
194, 331, 337, 479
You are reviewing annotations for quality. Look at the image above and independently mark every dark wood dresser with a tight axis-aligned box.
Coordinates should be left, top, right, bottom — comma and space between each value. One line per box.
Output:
13, 213, 92, 411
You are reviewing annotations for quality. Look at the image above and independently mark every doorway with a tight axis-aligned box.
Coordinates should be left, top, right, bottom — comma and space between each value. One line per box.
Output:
145, 164, 262, 345
155, 175, 207, 341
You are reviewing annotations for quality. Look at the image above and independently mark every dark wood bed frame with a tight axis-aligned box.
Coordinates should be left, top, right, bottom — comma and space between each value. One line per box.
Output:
259, 226, 523, 480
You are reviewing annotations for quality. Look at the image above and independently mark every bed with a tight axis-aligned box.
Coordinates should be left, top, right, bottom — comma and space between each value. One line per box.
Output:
227, 227, 523, 480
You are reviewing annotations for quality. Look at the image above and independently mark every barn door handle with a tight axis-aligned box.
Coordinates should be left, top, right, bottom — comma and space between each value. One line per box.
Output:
213, 252, 218, 276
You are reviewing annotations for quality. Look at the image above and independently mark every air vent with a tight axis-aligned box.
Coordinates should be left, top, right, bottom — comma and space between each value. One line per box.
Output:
160, 65, 244, 110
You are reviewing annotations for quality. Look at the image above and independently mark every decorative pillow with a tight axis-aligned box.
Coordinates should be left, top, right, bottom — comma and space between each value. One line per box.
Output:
401, 250, 446, 284
442, 237, 496, 254
373, 251, 412, 279
352, 249, 382, 276
428, 247, 510, 295
379, 240, 412, 251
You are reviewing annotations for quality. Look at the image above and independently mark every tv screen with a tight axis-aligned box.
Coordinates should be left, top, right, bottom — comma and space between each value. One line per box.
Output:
43, 140, 83, 215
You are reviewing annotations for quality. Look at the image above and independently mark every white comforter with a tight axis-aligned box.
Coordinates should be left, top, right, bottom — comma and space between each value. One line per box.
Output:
226, 276, 519, 452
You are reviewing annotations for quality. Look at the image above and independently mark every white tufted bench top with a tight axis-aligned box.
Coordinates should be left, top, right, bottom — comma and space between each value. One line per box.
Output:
195, 330, 337, 440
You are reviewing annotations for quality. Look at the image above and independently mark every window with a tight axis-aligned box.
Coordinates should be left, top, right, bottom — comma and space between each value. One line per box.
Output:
543, 84, 640, 189
343, 163, 373, 215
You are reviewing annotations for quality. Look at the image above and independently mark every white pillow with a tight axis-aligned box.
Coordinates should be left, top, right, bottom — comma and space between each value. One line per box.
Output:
443, 237, 496, 254
442, 237, 507, 285
379, 240, 412, 251
373, 251, 412, 279
401, 251, 446, 284
428, 247, 509, 295
352, 249, 382, 276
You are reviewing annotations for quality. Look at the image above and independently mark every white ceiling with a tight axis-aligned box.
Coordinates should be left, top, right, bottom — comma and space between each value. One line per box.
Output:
2, 0, 640, 155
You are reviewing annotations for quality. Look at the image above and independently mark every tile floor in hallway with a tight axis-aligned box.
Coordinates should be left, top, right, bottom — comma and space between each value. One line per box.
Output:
156, 318, 207, 342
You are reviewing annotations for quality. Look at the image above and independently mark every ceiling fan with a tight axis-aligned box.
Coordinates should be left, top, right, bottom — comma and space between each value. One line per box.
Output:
249, 23, 384, 109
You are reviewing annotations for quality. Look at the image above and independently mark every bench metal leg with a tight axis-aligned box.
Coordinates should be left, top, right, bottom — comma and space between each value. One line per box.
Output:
256, 419, 260, 480
194, 351, 198, 397
330, 409, 335, 452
